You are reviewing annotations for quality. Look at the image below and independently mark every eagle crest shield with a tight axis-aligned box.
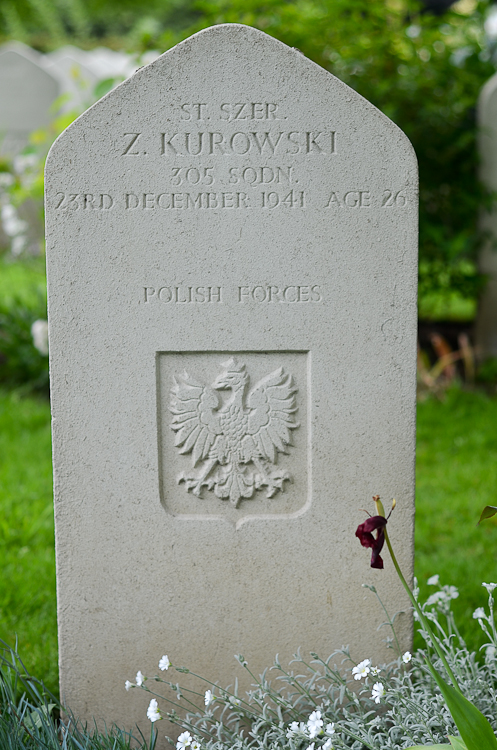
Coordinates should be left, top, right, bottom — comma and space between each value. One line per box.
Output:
169, 358, 299, 507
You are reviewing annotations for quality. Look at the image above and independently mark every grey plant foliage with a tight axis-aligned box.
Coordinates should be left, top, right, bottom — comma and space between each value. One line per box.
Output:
132, 581, 497, 750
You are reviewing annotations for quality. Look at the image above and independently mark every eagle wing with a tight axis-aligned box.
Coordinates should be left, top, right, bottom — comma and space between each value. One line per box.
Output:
244, 367, 299, 464
169, 372, 222, 466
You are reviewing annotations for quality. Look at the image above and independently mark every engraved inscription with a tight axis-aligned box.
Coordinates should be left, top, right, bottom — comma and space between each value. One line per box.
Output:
144, 286, 222, 303
238, 285, 321, 303
54, 193, 114, 210
51, 190, 410, 211
142, 285, 322, 303
160, 131, 336, 157
170, 358, 299, 507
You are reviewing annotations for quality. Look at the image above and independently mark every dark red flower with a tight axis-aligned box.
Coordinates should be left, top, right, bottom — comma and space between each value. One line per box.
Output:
355, 515, 388, 569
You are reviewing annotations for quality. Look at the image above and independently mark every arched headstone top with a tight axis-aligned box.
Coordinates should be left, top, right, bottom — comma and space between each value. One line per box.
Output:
48, 23, 417, 173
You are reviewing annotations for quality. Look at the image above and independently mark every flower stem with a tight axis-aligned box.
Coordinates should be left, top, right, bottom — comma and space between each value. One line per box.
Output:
383, 527, 461, 693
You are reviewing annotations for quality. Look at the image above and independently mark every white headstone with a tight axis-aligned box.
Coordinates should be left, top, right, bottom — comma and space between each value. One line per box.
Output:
0, 42, 60, 155
477, 73, 497, 356
45, 25, 418, 738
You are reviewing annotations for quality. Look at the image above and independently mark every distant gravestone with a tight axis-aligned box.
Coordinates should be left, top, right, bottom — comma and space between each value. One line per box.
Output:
477, 73, 497, 356
45, 25, 418, 737
0, 43, 60, 155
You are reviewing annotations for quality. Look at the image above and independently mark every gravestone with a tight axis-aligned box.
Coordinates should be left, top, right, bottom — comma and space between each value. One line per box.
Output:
477, 73, 497, 356
0, 42, 60, 155
45, 24, 418, 738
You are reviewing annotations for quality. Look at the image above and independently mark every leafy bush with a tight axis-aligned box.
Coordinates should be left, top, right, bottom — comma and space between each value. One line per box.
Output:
127, 579, 497, 749
0, 293, 48, 395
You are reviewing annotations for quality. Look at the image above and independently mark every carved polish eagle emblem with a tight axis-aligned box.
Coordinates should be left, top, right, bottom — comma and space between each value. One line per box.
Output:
169, 358, 299, 507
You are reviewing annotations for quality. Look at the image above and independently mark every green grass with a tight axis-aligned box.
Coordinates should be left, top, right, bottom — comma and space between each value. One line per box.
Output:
0, 390, 56, 694
415, 387, 497, 651
0, 384, 497, 695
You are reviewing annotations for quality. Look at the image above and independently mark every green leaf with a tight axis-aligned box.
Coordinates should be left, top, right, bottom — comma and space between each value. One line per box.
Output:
425, 662, 497, 750
478, 506, 497, 524
407, 733, 472, 749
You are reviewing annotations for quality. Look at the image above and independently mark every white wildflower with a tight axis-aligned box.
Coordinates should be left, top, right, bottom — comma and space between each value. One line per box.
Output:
371, 682, 385, 704
305, 744, 315, 750
473, 607, 486, 620
146, 698, 161, 722
124, 680, 132, 691
445, 585, 459, 600
204, 689, 213, 706
191, 741, 201, 750
159, 654, 170, 671
325, 723, 335, 735
426, 591, 447, 607
370, 666, 381, 676
402, 651, 412, 663
427, 574, 440, 586
352, 658, 371, 680
286, 722, 299, 739
307, 710, 323, 738
177, 731, 192, 750
135, 670, 145, 686
322, 739, 333, 750
483, 582, 497, 594
287, 721, 308, 738
31, 319, 49, 355
229, 696, 240, 706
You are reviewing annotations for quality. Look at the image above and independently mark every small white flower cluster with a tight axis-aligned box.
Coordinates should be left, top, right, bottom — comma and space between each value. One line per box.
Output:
351, 652, 410, 705
424, 576, 459, 610
176, 730, 201, 750
125, 670, 146, 691
286, 710, 335, 749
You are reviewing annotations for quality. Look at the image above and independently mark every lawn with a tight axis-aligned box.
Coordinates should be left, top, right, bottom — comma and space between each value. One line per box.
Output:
1, 383, 497, 696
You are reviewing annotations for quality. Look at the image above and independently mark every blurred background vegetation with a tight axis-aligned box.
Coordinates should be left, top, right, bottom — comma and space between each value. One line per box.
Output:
1, 0, 497, 698
2, 0, 497, 321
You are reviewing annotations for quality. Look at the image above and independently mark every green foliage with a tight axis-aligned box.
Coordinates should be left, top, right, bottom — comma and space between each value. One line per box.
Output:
0, 642, 154, 749
415, 387, 497, 650
128, 584, 497, 749
0, 0, 197, 48
0, 392, 56, 694
0, 293, 48, 395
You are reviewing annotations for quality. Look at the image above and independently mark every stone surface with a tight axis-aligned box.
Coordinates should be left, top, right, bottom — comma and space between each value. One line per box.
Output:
45, 24, 418, 740
0, 42, 60, 155
477, 73, 497, 356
